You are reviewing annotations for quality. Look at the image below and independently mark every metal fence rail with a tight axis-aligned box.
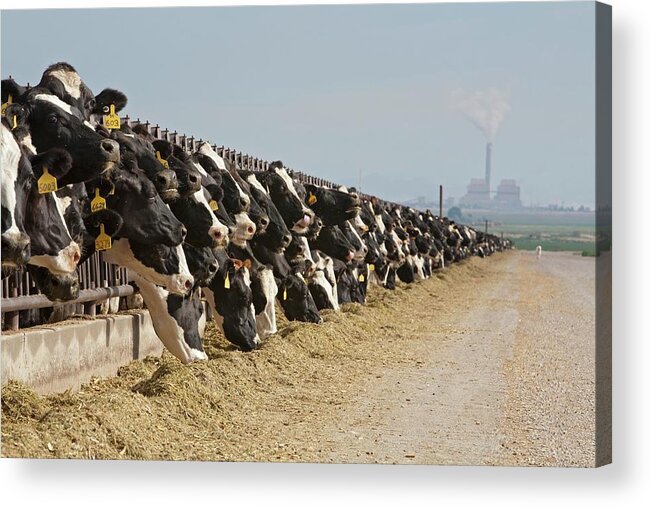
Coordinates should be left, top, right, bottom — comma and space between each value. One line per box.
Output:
1, 115, 399, 331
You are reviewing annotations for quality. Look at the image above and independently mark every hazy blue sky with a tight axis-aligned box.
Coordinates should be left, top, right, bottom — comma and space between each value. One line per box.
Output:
1, 2, 596, 207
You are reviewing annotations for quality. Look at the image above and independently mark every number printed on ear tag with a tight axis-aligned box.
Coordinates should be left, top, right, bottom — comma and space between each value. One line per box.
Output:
224, 273, 231, 290
38, 167, 58, 194
209, 200, 219, 211
91, 188, 106, 212
95, 223, 112, 251
102, 104, 121, 130
156, 151, 170, 170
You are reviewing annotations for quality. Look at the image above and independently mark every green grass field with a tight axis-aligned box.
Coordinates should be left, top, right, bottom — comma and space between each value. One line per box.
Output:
460, 209, 607, 256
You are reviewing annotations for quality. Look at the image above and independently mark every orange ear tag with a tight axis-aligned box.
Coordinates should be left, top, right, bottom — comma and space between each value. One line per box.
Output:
308, 192, 317, 206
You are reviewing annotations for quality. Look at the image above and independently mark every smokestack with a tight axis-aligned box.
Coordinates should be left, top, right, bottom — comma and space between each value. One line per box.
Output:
485, 142, 493, 196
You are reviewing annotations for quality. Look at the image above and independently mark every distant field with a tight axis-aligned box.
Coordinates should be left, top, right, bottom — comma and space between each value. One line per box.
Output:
460, 209, 602, 255
513, 238, 596, 256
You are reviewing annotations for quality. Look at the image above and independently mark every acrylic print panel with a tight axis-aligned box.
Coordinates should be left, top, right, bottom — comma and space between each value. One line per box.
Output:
0, 1, 611, 467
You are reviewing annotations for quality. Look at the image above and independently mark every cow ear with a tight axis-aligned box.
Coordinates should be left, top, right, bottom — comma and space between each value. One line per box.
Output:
3, 103, 29, 131
31, 148, 73, 180
151, 140, 174, 160
93, 88, 127, 115
231, 258, 244, 270
91, 178, 116, 198
84, 209, 123, 238
2, 78, 27, 104
131, 123, 153, 140
242, 258, 252, 271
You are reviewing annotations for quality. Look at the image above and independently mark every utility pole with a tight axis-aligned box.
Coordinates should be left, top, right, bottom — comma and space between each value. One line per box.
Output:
439, 185, 443, 217
485, 219, 488, 234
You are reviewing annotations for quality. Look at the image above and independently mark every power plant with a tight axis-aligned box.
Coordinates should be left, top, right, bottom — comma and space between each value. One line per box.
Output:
459, 141, 521, 209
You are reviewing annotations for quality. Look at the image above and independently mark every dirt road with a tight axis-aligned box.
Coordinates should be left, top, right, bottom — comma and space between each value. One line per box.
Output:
313, 251, 596, 466
1, 251, 596, 466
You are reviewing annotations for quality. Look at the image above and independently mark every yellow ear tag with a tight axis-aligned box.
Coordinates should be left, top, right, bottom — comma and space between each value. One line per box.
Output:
37, 167, 58, 194
209, 200, 219, 211
12, 114, 17, 130
308, 192, 317, 206
283, 287, 288, 301
1, 94, 12, 117
91, 188, 106, 212
369, 264, 375, 271
156, 151, 170, 169
102, 103, 121, 130
358, 274, 365, 282
95, 223, 112, 251
224, 273, 231, 290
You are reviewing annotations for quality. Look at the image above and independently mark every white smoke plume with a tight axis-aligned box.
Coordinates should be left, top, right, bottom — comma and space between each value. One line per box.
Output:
452, 87, 511, 141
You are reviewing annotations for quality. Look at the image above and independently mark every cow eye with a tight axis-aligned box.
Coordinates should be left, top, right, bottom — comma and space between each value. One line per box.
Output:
48, 115, 58, 124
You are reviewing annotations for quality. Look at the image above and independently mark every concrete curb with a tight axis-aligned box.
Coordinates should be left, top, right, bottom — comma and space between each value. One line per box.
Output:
1, 311, 163, 395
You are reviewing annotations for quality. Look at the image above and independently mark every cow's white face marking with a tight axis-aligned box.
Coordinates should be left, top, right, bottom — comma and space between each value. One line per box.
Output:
191, 187, 229, 246
346, 220, 367, 261
231, 212, 256, 246
295, 236, 314, 264
21, 133, 37, 155
29, 241, 80, 274
312, 269, 339, 311
197, 143, 227, 170
274, 167, 302, 202
1, 124, 22, 238
246, 174, 268, 195
192, 161, 208, 178
27, 192, 79, 273
255, 267, 278, 338
131, 273, 207, 364
57, 195, 73, 215
48, 68, 83, 99
103, 238, 193, 295
351, 214, 368, 235
34, 93, 75, 116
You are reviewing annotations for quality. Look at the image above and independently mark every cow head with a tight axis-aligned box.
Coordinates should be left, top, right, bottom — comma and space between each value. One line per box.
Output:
102, 152, 186, 247
169, 187, 229, 248
242, 172, 291, 253
16, 89, 120, 185
207, 257, 259, 352
277, 271, 322, 324
37, 62, 127, 123
27, 265, 80, 302
183, 243, 219, 287
149, 140, 201, 198
304, 184, 361, 226
112, 125, 179, 202
310, 224, 356, 263
258, 163, 314, 234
